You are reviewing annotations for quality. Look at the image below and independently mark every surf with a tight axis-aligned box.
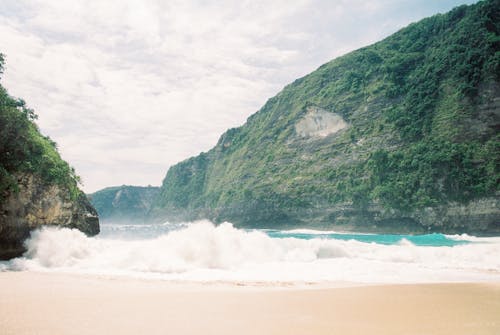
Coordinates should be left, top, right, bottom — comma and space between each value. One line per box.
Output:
2, 221, 500, 284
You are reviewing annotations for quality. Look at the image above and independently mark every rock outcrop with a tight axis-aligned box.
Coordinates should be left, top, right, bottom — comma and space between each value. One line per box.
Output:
0, 173, 99, 259
295, 107, 348, 139
0, 53, 100, 260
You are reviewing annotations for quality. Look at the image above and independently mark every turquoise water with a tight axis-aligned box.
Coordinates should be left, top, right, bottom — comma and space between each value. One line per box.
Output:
264, 230, 469, 246
100, 224, 468, 246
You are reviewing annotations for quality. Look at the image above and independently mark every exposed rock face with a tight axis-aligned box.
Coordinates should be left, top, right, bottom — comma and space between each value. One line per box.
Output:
0, 173, 99, 259
288, 197, 500, 235
154, 197, 500, 235
295, 107, 348, 138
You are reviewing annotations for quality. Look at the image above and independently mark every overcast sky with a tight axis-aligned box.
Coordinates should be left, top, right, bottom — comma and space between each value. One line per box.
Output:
0, 0, 475, 192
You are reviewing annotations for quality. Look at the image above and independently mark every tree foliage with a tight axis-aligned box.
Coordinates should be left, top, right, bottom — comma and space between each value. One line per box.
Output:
0, 55, 81, 202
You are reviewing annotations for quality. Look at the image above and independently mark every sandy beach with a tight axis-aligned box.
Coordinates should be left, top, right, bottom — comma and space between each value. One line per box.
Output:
0, 272, 499, 335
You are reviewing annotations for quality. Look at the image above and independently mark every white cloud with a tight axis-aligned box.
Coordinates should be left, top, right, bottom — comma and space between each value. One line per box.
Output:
0, 0, 476, 192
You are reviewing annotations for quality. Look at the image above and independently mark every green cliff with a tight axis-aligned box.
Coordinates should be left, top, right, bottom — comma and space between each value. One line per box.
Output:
89, 185, 160, 223
151, 0, 500, 234
0, 55, 99, 259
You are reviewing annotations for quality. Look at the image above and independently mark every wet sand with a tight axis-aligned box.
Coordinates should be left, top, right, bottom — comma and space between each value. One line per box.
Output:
0, 272, 499, 335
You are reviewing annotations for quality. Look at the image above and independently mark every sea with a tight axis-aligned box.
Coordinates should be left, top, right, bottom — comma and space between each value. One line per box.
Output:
2, 220, 500, 284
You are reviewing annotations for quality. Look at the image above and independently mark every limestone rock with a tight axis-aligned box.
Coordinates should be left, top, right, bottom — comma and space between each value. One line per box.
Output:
0, 173, 99, 259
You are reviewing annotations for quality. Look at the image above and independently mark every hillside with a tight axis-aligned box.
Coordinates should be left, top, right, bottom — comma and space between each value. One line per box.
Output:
0, 55, 99, 259
150, 0, 500, 234
89, 186, 160, 223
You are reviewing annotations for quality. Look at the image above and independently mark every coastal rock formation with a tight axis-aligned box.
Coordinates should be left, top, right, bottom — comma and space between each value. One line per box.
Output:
0, 173, 99, 259
0, 54, 99, 260
149, 0, 500, 234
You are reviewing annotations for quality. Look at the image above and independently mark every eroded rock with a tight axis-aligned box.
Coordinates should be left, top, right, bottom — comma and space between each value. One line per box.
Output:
0, 173, 99, 260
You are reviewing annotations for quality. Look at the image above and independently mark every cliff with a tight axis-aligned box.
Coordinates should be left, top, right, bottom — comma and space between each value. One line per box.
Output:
0, 174, 99, 259
0, 55, 99, 259
88, 185, 160, 223
150, 0, 500, 234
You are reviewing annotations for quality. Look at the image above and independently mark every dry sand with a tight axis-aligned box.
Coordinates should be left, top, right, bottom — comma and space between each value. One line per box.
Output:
1, 272, 499, 335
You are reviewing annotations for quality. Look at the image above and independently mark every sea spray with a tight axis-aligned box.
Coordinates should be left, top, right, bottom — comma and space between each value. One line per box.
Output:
4, 221, 500, 283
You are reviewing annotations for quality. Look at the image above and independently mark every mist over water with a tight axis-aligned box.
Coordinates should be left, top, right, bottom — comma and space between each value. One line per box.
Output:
2, 221, 500, 284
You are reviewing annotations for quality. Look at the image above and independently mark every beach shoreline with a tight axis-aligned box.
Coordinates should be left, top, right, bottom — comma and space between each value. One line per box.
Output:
1, 271, 499, 335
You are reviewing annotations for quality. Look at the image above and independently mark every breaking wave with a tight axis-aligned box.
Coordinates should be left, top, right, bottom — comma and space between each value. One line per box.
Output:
3, 221, 500, 284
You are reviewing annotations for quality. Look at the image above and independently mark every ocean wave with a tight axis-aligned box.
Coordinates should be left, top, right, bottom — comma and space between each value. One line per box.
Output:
445, 233, 500, 243
4, 221, 500, 283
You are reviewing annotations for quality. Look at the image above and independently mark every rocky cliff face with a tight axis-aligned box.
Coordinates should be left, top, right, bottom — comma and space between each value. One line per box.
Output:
0, 174, 99, 260
150, 196, 500, 235
150, 0, 500, 234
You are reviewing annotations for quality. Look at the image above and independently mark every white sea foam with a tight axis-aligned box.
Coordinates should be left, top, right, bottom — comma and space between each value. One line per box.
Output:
4, 221, 500, 284
446, 233, 500, 243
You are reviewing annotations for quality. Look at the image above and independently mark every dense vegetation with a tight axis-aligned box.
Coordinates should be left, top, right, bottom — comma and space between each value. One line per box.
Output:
0, 54, 81, 202
89, 185, 160, 223
153, 0, 499, 226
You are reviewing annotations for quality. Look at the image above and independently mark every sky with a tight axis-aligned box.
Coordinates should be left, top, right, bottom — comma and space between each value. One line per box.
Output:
0, 0, 476, 193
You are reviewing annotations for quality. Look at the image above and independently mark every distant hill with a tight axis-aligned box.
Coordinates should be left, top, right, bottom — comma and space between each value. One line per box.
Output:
150, 0, 500, 234
89, 186, 160, 223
